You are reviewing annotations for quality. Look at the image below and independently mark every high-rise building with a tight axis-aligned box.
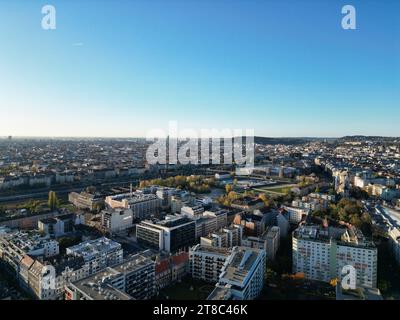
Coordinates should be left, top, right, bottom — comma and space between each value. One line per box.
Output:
292, 224, 377, 288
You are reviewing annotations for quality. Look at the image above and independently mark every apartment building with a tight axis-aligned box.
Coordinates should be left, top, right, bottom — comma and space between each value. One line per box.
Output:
65, 251, 155, 300
292, 224, 378, 288
200, 224, 243, 248
68, 191, 104, 211
181, 205, 205, 219
66, 237, 123, 274
208, 246, 266, 300
38, 213, 81, 237
233, 211, 268, 236
0, 231, 59, 273
282, 205, 309, 224
189, 244, 231, 283
155, 251, 189, 292
170, 192, 195, 214
101, 208, 133, 233
105, 192, 161, 219
242, 226, 280, 261
203, 210, 229, 230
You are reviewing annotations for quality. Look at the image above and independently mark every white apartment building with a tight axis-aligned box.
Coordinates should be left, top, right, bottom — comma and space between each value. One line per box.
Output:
105, 192, 161, 219
209, 246, 266, 300
66, 237, 123, 274
66, 250, 155, 300
203, 210, 228, 229
181, 205, 205, 219
189, 244, 231, 283
292, 225, 378, 288
195, 216, 218, 239
101, 208, 133, 233
282, 205, 309, 224
0, 231, 59, 272
292, 199, 324, 212
200, 224, 243, 248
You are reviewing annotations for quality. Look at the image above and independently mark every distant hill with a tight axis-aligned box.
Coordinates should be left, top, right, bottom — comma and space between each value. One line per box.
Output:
241, 136, 333, 145
339, 135, 399, 142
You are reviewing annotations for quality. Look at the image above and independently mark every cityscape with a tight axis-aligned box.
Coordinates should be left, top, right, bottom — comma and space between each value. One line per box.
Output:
0, 0, 399, 307
1, 136, 400, 301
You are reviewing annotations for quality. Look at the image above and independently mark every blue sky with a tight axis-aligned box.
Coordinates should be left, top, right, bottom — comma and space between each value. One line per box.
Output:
0, 0, 399, 137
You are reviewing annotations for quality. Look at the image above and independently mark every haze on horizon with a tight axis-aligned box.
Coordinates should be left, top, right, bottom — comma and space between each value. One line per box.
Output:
1, 0, 399, 138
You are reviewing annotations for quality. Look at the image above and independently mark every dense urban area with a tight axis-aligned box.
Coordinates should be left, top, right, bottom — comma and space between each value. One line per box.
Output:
1, 135, 400, 300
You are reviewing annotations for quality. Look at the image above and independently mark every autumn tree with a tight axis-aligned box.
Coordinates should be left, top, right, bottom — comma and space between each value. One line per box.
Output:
48, 191, 59, 211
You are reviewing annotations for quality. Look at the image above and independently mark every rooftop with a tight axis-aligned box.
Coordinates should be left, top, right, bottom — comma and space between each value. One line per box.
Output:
219, 246, 264, 286
66, 237, 121, 260
71, 268, 132, 300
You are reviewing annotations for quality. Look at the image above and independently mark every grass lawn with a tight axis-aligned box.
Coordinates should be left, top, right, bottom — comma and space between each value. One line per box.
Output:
254, 185, 293, 195
265, 186, 292, 194
158, 277, 215, 300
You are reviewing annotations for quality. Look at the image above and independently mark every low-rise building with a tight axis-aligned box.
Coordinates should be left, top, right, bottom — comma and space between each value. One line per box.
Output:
38, 213, 80, 237
68, 191, 104, 211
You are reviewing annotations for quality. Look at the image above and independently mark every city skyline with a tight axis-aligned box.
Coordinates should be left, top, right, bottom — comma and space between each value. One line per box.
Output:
1, 0, 399, 137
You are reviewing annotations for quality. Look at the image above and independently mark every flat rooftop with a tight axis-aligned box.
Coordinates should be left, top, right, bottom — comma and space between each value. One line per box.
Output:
71, 268, 132, 300
220, 247, 263, 285
66, 237, 121, 260
190, 244, 231, 256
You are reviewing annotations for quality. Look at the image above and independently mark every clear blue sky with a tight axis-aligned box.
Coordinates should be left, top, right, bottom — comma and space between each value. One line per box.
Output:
0, 0, 399, 137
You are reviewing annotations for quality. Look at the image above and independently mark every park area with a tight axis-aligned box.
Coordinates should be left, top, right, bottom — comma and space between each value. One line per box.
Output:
253, 184, 296, 196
